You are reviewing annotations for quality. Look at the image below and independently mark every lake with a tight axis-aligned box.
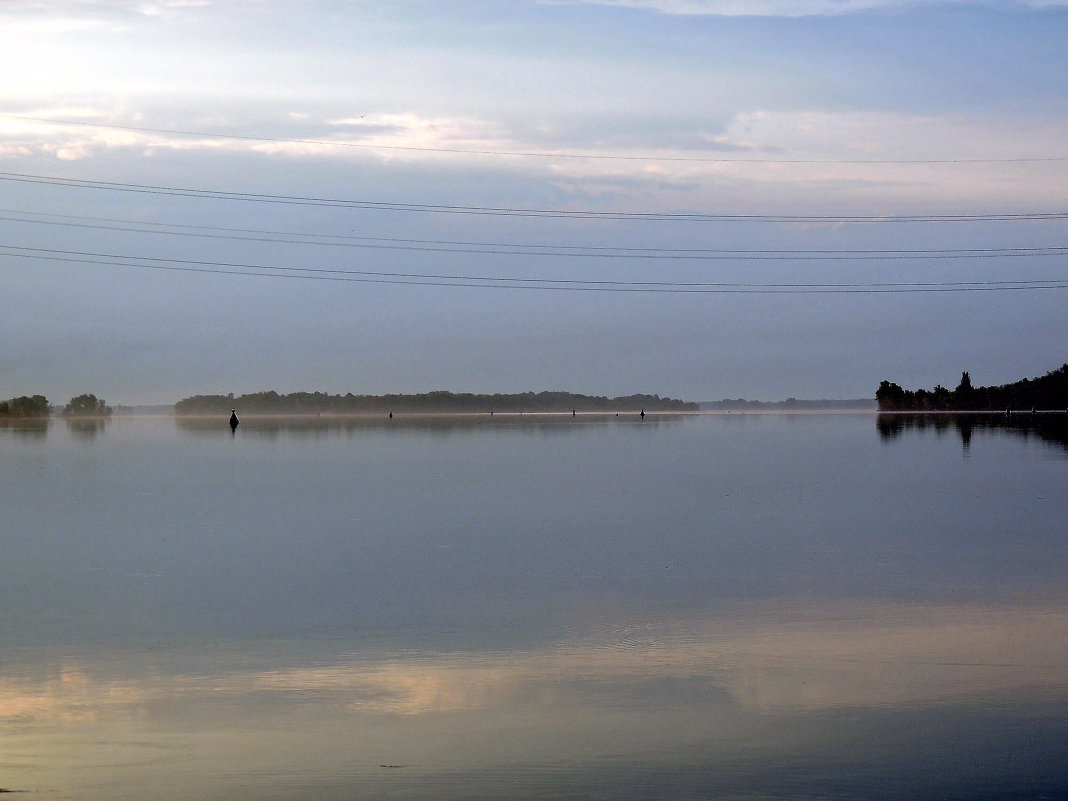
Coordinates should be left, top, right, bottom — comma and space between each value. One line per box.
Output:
2, 412, 1066, 800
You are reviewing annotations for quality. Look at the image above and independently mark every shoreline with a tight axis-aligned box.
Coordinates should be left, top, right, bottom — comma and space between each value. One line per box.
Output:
8, 409, 1068, 424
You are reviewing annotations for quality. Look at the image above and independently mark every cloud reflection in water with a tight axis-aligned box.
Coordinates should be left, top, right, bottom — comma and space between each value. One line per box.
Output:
3, 598, 1067, 800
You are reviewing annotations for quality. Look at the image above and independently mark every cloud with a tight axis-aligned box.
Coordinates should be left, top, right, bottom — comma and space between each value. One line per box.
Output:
3, 106, 1065, 213
544, 0, 1068, 16
0, 12, 125, 34
326, 113, 516, 155
0, 109, 531, 166
135, 0, 212, 15
5, 0, 211, 11
0, 0, 211, 33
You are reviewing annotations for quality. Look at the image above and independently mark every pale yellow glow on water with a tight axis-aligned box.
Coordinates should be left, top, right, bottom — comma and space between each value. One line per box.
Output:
3, 598, 1066, 799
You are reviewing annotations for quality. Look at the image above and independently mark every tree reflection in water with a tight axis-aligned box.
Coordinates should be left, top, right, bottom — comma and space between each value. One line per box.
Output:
878, 412, 1068, 453
65, 417, 110, 440
174, 412, 682, 440
0, 418, 49, 439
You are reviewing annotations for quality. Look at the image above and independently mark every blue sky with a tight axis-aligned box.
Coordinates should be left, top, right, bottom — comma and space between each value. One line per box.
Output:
1, 0, 1066, 403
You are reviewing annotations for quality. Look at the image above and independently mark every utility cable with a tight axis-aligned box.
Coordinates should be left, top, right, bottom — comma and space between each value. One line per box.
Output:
3, 245, 1066, 293
2, 171, 1066, 223
2, 209, 1067, 260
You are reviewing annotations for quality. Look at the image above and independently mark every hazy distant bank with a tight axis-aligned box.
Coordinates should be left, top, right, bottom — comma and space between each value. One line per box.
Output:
700, 398, 875, 411
112, 404, 177, 416
174, 390, 698, 416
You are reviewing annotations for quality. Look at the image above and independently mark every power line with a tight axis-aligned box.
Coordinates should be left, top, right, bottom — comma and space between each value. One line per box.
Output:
3, 245, 1066, 294
7, 114, 1068, 165
3, 209, 1068, 260
2, 170, 1067, 223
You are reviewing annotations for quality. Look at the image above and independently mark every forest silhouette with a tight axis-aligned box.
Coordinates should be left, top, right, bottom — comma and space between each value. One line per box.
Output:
876, 364, 1067, 411
174, 390, 697, 415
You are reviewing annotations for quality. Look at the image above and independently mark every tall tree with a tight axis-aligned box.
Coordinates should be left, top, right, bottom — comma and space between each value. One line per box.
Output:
62, 394, 112, 416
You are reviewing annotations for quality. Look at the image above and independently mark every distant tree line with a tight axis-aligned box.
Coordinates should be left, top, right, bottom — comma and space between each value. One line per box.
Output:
60, 393, 113, 417
0, 393, 114, 418
876, 364, 1068, 411
175, 390, 699, 415
0, 395, 50, 417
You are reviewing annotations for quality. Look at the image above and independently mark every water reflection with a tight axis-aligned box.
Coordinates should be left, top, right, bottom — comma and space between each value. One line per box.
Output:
64, 417, 110, 440
3, 598, 1066, 800
2, 413, 1065, 799
0, 417, 49, 438
878, 411, 1068, 452
174, 412, 680, 438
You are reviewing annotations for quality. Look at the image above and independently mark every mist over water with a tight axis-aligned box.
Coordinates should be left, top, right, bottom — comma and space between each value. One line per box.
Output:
1, 413, 1065, 800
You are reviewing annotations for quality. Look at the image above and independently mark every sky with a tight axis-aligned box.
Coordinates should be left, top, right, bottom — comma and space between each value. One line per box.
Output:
1, 0, 1066, 405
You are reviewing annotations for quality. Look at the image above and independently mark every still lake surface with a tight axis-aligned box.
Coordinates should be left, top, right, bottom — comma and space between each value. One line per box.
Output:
2, 412, 1066, 800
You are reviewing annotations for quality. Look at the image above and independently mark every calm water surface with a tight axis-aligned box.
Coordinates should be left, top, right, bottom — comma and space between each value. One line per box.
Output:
2, 413, 1066, 800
